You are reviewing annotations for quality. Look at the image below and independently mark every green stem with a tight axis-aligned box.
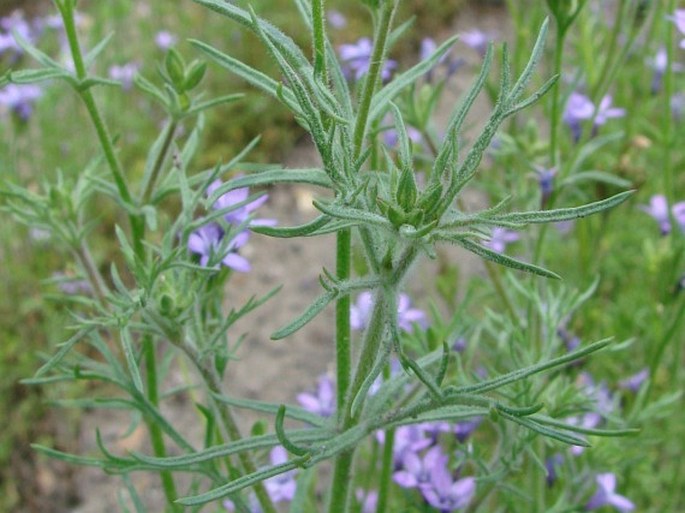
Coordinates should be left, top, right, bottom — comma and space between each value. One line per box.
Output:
336, 228, 352, 423
662, 0, 677, 204
548, 26, 564, 167
311, 0, 328, 83
374, 426, 394, 513
140, 120, 178, 205
352, 0, 399, 155
58, 0, 145, 259
143, 334, 181, 512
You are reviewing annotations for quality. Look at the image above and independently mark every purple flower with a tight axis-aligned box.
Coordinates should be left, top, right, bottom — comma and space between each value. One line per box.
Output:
568, 373, 614, 455
355, 489, 378, 513
383, 125, 422, 148
670, 9, 685, 49
585, 473, 635, 512
651, 47, 668, 94
461, 29, 491, 56
563, 92, 624, 142
223, 446, 297, 512
297, 374, 335, 417
52, 272, 92, 295
421, 463, 476, 512
327, 9, 347, 29
536, 166, 557, 203
108, 62, 140, 91
207, 179, 276, 228
154, 30, 177, 50
187, 223, 251, 272
639, 194, 685, 235
619, 368, 649, 393
454, 417, 482, 443
377, 423, 435, 463
452, 337, 467, 353
0, 83, 42, 120
394, 445, 447, 489
545, 453, 564, 487
484, 227, 519, 253
0, 10, 35, 57
338, 37, 397, 81
350, 292, 427, 332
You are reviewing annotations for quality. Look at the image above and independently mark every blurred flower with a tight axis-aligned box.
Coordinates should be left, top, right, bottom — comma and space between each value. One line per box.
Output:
350, 291, 427, 332
670, 9, 685, 49
355, 489, 378, 513
618, 368, 649, 393
536, 166, 557, 203
568, 372, 614, 455
671, 92, 685, 120
461, 29, 491, 56
154, 30, 177, 50
52, 272, 92, 295
585, 473, 635, 512
380, 423, 434, 462
339, 37, 396, 81
639, 194, 685, 235
108, 62, 140, 91
545, 453, 564, 487
394, 445, 447, 489
223, 446, 297, 512
0, 10, 35, 57
0, 83, 42, 120
383, 125, 422, 148
563, 92, 624, 142
327, 9, 347, 29
649, 47, 671, 94
484, 227, 519, 253
452, 337, 467, 353
187, 223, 251, 272
421, 464, 476, 512
454, 417, 482, 443
297, 374, 335, 417
419, 37, 463, 83
207, 179, 277, 228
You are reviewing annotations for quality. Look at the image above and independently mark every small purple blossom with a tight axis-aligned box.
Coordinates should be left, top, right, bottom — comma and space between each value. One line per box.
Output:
207, 179, 277, 228
639, 194, 685, 235
484, 227, 520, 253
187, 223, 251, 272
52, 272, 92, 295
154, 30, 177, 50
670, 9, 685, 49
355, 489, 378, 513
619, 368, 649, 393
585, 473, 635, 512
297, 374, 336, 417
338, 37, 397, 81
454, 417, 482, 443
563, 92, 624, 142
327, 9, 347, 29
545, 453, 564, 487
536, 166, 557, 203
421, 463, 476, 512
0, 10, 36, 57
383, 125, 422, 148
650, 47, 669, 94
0, 83, 42, 120
350, 291, 427, 332
108, 62, 140, 91
394, 445, 447, 489
460, 29, 491, 56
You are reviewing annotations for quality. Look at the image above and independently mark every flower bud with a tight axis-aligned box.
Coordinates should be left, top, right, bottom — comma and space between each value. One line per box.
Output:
395, 167, 418, 212
165, 48, 186, 91
184, 61, 207, 91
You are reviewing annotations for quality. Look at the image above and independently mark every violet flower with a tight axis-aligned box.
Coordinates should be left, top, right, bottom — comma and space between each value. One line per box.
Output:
378, 423, 434, 463
327, 9, 347, 29
297, 374, 336, 417
639, 194, 685, 235
108, 62, 140, 91
0, 10, 35, 57
0, 83, 42, 120
563, 92, 624, 142
421, 464, 476, 512
338, 37, 397, 81
619, 368, 649, 393
545, 453, 564, 487
394, 445, 447, 490
351, 291, 427, 332
484, 227, 520, 253
187, 223, 251, 272
461, 29, 491, 56
223, 446, 297, 512
207, 179, 277, 228
585, 473, 635, 512
355, 489, 378, 513
536, 166, 557, 203
670, 9, 685, 49
383, 125, 422, 148
154, 30, 177, 50
650, 47, 668, 94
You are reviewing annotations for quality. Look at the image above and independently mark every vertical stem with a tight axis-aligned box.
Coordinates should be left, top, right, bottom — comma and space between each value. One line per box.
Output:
58, 0, 146, 259
374, 425, 394, 513
140, 120, 178, 205
336, 229, 352, 422
662, 0, 676, 204
548, 27, 564, 167
312, 0, 328, 83
143, 334, 181, 512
